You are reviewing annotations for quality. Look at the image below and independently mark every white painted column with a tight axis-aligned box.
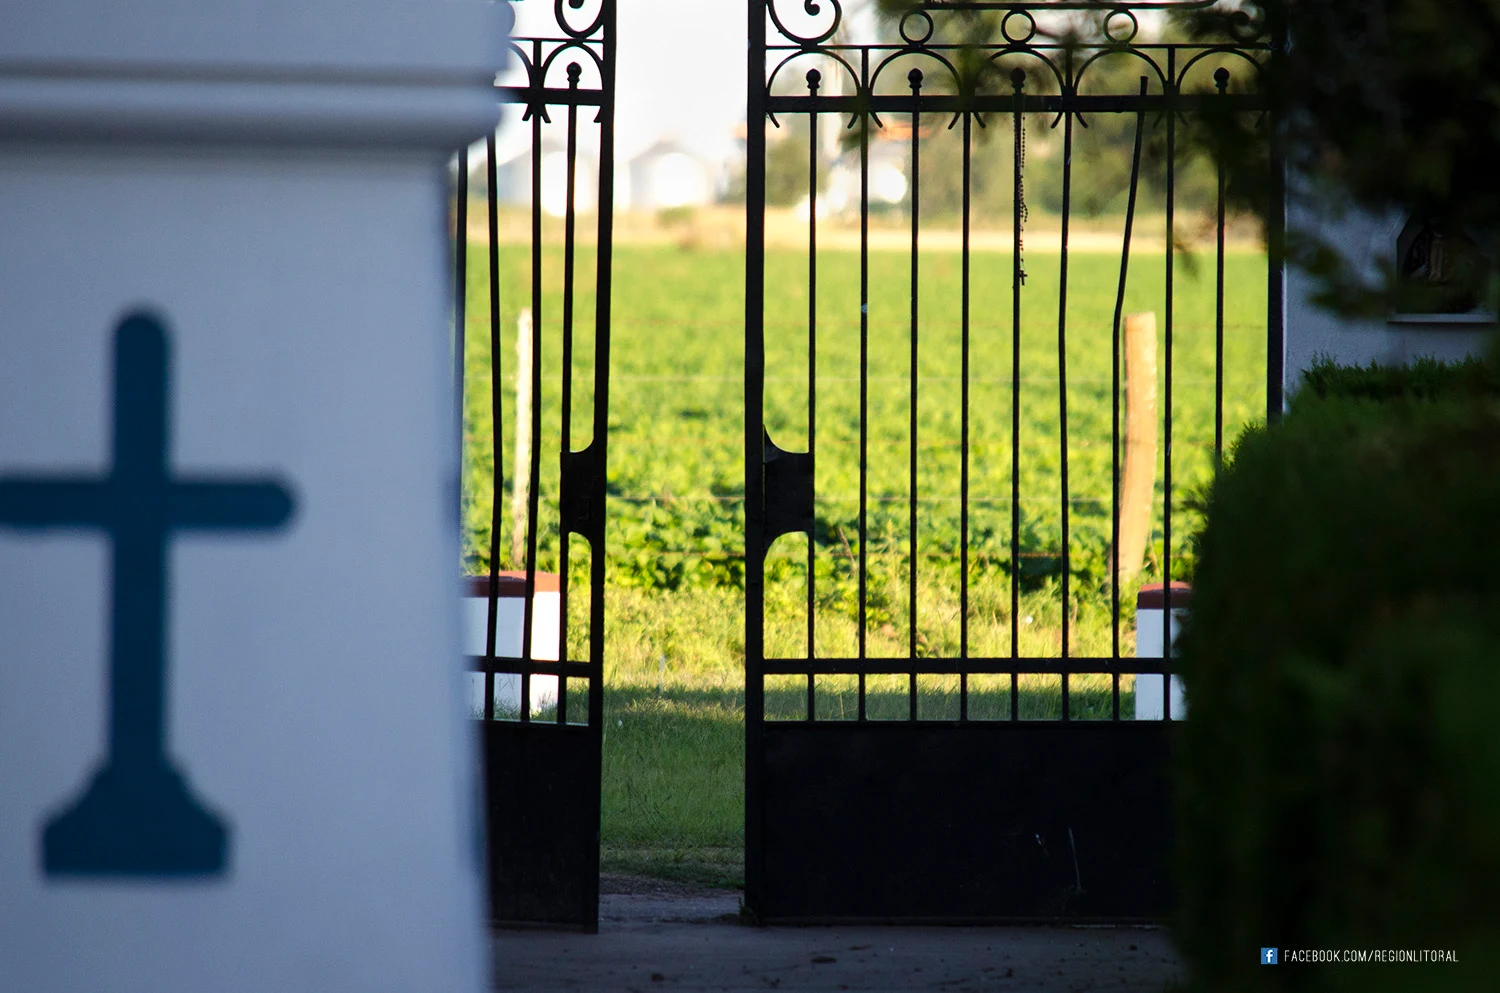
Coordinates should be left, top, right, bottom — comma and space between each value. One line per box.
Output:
462, 573, 562, 716
0, 3, 507, 991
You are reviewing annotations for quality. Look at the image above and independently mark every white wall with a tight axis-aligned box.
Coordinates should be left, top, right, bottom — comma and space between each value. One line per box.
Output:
1283, 190, 1492, 402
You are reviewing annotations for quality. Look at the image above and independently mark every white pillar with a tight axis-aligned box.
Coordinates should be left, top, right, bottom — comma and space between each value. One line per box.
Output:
462, 574, 562, 716
1134, 584, 1188, 721
0, 3, 507, 990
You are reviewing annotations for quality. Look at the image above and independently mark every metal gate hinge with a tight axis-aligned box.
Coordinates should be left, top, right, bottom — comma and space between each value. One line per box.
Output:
561, 441, 603, 542
761, 428, 812, 558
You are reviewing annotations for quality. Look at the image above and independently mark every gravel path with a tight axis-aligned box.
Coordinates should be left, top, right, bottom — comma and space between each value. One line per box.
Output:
492, 880, 1183, 993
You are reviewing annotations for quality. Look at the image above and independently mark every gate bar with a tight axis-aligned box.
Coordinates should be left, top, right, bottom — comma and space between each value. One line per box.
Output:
762, 656, 1179, 676
806, 68, 819, 717
857, 48, 870, 721
1214, 69, 1229, 459
908, 68, 922, 719
519, 36, 544, 722
1056, 55, 1075, 714
557, 61, 581, 725
484, 131, 503, 722
959, 101, 972, 719
766, 93, 1263, 114
744, 0, 769, 916
1009, 68, 1024, 720
1110, 77, 1148, 720
1162, 48, 1176, 722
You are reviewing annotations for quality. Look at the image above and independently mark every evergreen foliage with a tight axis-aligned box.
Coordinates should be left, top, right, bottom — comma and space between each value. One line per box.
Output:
1175, 372, 1500, 990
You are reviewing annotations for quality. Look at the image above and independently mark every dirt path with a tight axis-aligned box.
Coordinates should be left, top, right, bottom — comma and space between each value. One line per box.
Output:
492, 881, 1184, 993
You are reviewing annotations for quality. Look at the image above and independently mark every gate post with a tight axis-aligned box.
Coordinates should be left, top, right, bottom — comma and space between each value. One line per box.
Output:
743, 0, 770, 919
0, 2, 506, 989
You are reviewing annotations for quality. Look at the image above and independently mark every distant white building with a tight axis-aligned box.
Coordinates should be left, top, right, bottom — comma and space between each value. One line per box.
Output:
818, 126, 914, 218
468, 135, 601, 217
625, 138, 714, 210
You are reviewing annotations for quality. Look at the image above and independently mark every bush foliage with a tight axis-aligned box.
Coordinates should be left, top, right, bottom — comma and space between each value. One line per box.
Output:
1174, 382, 1500, 991
1295, 354, 1500, 407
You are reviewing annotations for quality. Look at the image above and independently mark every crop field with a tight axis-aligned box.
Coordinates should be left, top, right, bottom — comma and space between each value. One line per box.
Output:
459, 228, 1269, 884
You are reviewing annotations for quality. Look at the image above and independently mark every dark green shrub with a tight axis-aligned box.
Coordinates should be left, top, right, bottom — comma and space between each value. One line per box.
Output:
1295, 354, 1500, 408
1174, 395, 1500, 992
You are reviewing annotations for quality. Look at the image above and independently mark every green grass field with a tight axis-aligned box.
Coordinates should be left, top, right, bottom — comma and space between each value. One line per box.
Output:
460, 233, 1269, 886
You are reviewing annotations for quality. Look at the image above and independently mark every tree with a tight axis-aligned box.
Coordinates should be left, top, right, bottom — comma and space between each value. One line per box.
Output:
867, 0, 1500, 315
1179, 0, 1500, 315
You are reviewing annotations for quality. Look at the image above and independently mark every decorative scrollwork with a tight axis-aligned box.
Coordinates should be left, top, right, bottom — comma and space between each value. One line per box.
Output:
869, 46, 964, 99
915, 1, 1218, 10
767, 0, 844, 46
1102, 8, 1139, 44
554, 0, 606, 40
984, 48, 1067, 95
899, 9, 936, 46
766, 47, 862, 108
1000, 10, 1038, 45
761, 0, 1268, 117
499, 0, 610, 126
1175, 45, 1266, 93
540, 41, 606, 91
1073, 45, 1168, 94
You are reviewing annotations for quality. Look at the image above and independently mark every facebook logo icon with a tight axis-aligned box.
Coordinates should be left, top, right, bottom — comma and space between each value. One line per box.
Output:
1261, 948, 1279, 965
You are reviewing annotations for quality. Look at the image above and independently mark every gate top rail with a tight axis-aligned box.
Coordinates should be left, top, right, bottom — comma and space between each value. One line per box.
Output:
762, 0, 1272, 112
913, 1, 1220, 9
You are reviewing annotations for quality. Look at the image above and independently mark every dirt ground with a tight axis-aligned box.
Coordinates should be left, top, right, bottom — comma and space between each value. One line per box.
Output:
492, 876, 1184, 993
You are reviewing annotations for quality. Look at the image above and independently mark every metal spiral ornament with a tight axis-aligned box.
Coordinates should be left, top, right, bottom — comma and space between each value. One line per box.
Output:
767, 0, 844, 47
554, 0, 606, 41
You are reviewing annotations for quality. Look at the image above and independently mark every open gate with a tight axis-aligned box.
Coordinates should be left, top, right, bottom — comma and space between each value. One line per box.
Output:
745, 0, 1281, 922
456, 0, 614, 931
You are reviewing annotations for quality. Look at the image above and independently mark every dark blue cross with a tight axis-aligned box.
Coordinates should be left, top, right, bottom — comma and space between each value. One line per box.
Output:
0, 311, 296, 877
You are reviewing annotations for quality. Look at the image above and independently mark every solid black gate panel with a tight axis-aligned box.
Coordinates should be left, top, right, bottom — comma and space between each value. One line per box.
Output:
744, 0, 1279, 924
760, 723, 1174, 922
457, 1, 615, 932
482, 723, 602, 927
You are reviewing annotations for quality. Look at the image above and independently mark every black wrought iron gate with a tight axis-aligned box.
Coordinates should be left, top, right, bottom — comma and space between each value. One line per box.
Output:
745, 0, 1280, 922
457, 0, 614, 931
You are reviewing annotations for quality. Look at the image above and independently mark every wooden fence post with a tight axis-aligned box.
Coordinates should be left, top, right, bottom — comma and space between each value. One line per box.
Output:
1116, 311, 1158, 585
510, 306, 532, 568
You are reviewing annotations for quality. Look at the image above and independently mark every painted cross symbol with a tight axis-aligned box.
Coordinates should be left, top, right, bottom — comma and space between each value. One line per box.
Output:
0, 311, 296, 877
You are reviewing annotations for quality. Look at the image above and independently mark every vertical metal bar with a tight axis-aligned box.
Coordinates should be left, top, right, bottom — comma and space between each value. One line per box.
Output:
584, 0, 617, 927
520, 38, 545, 723
744, 0, 768, 916
1110, 78, 1148, 721
557, 63, 582, 725
1009, 68, 1024, 721
907, 68, 922, 722
590, 5, 617, 718
457, 145, 488, 719
857, 49, 869, 723
1162, 49, 1176, 722
1214, 69, 1229, 461
1056, 89, 1074, 721
959, 105, 971, 723
484, 133, 503, 723
806, 69, 820, 722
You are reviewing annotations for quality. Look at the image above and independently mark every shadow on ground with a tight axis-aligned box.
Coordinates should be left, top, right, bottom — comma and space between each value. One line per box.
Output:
493, 885, 1183, 993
